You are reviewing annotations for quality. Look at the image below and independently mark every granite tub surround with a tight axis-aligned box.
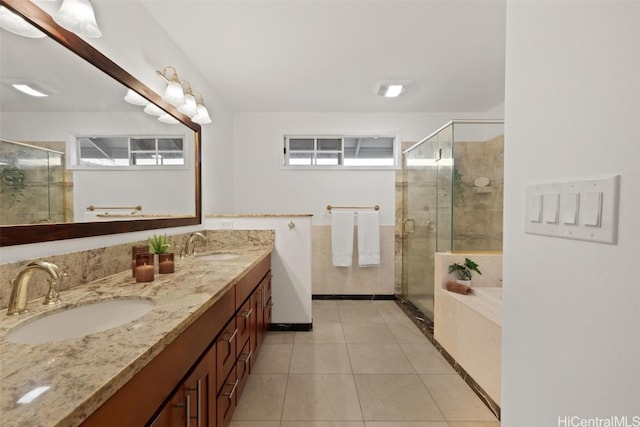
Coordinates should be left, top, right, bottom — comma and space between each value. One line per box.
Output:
0, 244, 272, 427
434, 252, 503, 407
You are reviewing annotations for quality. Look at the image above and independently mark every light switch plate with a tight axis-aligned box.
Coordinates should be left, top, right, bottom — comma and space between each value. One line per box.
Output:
525, 175, 620, 244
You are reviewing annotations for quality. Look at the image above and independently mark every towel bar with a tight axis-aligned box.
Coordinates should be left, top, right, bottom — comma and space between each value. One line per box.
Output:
87, 205, 142, 212
326, 205, 379, 212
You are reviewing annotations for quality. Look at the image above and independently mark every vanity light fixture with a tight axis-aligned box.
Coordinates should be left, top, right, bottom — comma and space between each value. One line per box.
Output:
191, 92, 212, 124
177, 81, 198, 117
53, 0, 102, 39
0, 6, 46, 38
158, 113, 179, 125
143, 103, 164, 116
126, 66, 211, 125
156, 66, 185, 107
123, 89, 149, 106
375, 80, 412, 98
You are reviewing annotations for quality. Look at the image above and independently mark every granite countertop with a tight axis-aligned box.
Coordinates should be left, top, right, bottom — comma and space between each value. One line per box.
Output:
0, 245, 272, 427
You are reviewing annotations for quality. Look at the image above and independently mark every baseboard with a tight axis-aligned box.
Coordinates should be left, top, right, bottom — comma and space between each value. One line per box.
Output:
312, 294, 396, 300
269, 323, 313, 331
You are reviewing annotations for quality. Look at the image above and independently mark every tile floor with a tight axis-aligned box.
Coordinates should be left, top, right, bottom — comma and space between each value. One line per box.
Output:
230, 299, 500, 427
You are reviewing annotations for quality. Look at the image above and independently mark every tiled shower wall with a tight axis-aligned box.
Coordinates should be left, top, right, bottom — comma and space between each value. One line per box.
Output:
453, 135, 504, 252
0, 140, 72, 225
312, 225, 395, 296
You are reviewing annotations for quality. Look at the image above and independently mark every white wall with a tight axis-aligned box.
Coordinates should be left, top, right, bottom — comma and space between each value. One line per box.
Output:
502, 2, 640, 425
232, 112, 488, 225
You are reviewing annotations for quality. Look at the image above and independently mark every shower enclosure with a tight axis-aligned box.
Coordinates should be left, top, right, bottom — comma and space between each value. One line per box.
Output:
401, 120, 504, 320
0, 139, 69, 225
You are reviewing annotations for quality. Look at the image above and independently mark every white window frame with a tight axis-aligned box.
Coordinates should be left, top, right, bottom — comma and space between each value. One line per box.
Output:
66, 133, 190, 170
282, 134, 400, 170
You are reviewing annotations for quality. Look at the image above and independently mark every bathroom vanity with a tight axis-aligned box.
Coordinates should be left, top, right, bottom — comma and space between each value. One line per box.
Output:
0, 245, 272, 427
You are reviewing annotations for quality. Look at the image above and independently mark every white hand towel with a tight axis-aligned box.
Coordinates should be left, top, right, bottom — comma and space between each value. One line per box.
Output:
357, 211, 380, 267
331, 211, 354, 267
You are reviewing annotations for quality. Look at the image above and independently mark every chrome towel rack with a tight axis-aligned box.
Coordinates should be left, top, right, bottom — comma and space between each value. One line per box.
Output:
326, 204, 380, 213
86, 205, 142, 215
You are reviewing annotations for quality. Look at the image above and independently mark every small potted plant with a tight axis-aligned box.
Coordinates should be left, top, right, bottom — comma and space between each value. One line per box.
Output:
448, 257, 481, 286
148, 234, 174, 274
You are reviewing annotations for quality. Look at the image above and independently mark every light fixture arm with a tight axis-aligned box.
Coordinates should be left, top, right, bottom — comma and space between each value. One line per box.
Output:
180, 80, 195, 96
193, 92, 206, 106
156, 66, 180, 83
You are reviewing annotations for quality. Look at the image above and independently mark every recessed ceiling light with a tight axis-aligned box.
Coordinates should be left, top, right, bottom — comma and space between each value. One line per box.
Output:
12, 83, 48, 97
375, 80, 412, 98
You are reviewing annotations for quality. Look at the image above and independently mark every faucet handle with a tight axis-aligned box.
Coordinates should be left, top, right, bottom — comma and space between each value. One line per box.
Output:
43, 272, 65, 306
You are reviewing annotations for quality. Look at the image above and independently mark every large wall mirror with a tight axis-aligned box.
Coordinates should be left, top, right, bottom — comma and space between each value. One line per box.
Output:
0, 0, 202, 246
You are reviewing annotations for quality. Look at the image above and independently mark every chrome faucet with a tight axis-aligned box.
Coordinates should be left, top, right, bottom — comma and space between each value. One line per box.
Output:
183, 232, 206, 257
7, 261, 66, 315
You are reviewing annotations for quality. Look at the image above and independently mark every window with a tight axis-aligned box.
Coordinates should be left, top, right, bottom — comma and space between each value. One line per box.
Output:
74, 135, 185, 167
284, 135, 397, 168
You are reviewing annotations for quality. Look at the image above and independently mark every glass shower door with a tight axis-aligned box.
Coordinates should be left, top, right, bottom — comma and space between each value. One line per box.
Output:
402, 126, 453, 321
402, 138, 439, 320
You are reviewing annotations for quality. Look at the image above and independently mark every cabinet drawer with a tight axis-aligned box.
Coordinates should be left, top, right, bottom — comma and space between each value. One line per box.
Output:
216, 318, 237, 394
235, 299, 252, 359
216, 367, 238, 427
237, 340, 252, 396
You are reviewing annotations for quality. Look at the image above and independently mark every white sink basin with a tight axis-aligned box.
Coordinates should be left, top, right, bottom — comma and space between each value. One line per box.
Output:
6, 298, 155, 345
196, 253, 241, 261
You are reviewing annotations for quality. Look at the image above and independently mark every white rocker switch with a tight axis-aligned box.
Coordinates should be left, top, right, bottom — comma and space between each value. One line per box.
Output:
582, 191, 603, 227
562, 193, 580, 225
530, 194, 543, 223
543, 193, 560, 224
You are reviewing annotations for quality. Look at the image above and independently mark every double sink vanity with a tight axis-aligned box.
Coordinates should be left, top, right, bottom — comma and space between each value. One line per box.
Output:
0, 244, 273, 427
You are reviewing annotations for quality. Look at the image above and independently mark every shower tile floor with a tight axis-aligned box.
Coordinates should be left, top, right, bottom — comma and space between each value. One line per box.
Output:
231, 300, 500, 427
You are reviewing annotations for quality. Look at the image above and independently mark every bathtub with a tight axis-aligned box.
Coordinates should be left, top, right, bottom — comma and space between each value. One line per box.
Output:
472, 286, 503, 308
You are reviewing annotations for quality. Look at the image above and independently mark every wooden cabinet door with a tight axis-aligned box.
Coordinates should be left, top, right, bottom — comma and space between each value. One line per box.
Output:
149, 342, 216, 427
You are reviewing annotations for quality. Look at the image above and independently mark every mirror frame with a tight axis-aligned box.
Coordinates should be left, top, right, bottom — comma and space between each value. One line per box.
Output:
0, 0, 202, 247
